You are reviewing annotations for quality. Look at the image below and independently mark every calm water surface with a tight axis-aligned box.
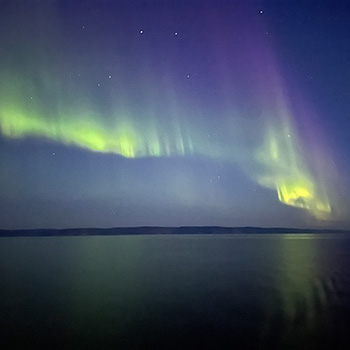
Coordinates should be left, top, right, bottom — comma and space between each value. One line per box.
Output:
1, 233, 350, 349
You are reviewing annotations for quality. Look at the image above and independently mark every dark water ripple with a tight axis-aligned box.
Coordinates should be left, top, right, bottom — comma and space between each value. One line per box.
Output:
0, 234, 350, 349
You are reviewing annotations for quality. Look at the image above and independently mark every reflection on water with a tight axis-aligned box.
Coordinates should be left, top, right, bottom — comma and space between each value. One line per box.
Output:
0, 234, 350, 349
263, 235, 324, 348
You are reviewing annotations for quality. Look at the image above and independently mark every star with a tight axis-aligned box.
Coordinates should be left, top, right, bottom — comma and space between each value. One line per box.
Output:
139, 30, 143, 34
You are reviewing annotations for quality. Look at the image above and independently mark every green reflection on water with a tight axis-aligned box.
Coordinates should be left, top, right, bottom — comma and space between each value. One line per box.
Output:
272, 234, 326, 349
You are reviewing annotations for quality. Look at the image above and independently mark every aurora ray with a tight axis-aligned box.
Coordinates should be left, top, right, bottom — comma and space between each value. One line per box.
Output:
0, 0, 346, 229
0, 73, 332, 220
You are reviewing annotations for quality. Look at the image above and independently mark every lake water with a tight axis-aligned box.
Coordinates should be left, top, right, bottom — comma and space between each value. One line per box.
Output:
1, 234, 350, 349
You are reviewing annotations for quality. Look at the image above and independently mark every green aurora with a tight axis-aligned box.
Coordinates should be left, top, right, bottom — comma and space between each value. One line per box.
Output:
0, 69, 331, 220
0, 1, 337, 224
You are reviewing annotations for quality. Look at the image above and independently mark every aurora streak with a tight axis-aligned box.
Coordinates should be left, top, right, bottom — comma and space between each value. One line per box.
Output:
0, 70, 331, 219
1, 0, 347, 229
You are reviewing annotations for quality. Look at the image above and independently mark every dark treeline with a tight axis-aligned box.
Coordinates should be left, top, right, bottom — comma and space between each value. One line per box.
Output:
0, 226, 348, 237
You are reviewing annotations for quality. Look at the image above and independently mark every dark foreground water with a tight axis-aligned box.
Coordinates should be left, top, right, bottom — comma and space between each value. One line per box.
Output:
1, 234, 350, 349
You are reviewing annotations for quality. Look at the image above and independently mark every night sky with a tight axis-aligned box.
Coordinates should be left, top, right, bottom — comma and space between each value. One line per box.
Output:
0, 0, 349, 230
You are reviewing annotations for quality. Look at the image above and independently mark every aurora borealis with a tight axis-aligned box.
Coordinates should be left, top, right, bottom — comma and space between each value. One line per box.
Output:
0, 0, 349, 229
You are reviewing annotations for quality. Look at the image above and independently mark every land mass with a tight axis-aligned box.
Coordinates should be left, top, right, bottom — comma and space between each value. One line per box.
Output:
0, 226, 348, 237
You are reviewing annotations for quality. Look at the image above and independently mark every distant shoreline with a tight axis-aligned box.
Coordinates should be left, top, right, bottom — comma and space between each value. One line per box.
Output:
0, 226, 348, 237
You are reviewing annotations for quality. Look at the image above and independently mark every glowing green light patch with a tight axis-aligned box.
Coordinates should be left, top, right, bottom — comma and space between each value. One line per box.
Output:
255, 124, 331, 219
277, 180, 313, 206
